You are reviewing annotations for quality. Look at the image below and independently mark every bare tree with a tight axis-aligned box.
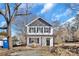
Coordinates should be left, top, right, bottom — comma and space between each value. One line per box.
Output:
51, 19, 61, 47
70, 13, 79, 42
74, 14, 79, 29
63, 22, 74, 42
0, 3, 31, 49
13, 14, 37, 45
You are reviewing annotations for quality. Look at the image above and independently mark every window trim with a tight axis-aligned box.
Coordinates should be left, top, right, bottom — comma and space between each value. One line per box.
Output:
28, 26, 51, 34
44, 27, 51, 33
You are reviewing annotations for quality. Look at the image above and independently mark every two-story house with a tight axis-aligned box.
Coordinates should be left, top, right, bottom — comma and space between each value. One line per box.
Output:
25, 17, 53, 47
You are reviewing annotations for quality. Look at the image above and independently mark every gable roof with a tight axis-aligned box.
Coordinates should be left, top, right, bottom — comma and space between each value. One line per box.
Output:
26, 17, 52, 26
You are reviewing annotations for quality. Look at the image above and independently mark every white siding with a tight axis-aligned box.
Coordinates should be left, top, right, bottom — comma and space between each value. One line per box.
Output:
41, 37, 46, 46
50, 37, 53, 47
51, 27, 53, 35
27, 37, 29, 46
0, 41, 3, 46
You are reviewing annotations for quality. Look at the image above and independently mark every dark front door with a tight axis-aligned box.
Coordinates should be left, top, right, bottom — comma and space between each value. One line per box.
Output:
46, 38, 50, 46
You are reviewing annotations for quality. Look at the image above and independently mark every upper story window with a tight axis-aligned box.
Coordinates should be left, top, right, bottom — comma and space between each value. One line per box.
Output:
44, 27, 51, 33
29, 27, 36, 33
37, 27, 43, 33
29, 26, 43, 33
28, 26, 51, 33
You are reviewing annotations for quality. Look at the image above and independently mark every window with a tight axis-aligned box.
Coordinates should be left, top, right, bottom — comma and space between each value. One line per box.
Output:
37, 27, 43, 33
46, 38, 50, 46
29, 26, 51, 33
29, 38, 33, 43
29, 27, 36, 33
37, 38, 39, 43
29, 38, 39, 43
44, 27, 51, 33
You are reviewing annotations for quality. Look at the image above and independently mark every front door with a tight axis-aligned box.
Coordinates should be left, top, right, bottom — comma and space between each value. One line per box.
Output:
46, 38, 50, 46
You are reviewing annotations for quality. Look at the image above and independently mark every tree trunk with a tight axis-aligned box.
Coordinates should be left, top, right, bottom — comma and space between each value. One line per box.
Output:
7, 23, 13, 49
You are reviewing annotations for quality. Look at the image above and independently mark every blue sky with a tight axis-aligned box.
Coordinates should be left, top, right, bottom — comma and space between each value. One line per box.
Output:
30, 3, 77, 23
0, 3, 79, 36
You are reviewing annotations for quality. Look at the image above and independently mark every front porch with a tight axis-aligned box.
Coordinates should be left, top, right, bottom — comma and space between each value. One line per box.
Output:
26, 36, 53, 47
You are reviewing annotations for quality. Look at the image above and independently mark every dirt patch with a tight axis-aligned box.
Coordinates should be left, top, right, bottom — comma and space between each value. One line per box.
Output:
0, 46, 79, 56
0, 46, 31, 56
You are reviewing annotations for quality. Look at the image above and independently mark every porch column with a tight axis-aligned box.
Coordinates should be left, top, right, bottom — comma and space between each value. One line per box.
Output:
27, 37, 29, 46
41, 37, 42, 46
43, 27, 44, 33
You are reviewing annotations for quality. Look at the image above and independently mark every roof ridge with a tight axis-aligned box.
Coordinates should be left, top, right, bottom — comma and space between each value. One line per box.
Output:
25, 17, 52, 26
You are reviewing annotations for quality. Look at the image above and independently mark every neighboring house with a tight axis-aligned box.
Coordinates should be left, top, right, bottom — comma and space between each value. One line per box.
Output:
12, 34, 27, 46
25, 17, 53, 47
16, 34, 26, 45
0, 35, 4, 47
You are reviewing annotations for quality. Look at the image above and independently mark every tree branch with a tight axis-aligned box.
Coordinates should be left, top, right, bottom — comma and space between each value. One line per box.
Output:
0, 27, 7, 29
9, 3, 21, 23
0, 10, 8, 23
6, 3, 11, 20
15, 13, 32, 16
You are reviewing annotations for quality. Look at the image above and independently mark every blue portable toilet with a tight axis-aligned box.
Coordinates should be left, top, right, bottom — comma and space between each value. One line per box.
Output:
3, 38, 9, 48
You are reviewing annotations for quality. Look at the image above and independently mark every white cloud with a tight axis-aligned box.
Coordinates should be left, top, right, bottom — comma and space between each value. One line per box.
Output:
51, 8, 73, 21
61, 17, 75, 26
19, 3, 27, 8
41, 3, 55, 14
57, 8, 72, 17
19, 3, 35, 9
51, 15, 60, 21
63, 8, 72, 16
